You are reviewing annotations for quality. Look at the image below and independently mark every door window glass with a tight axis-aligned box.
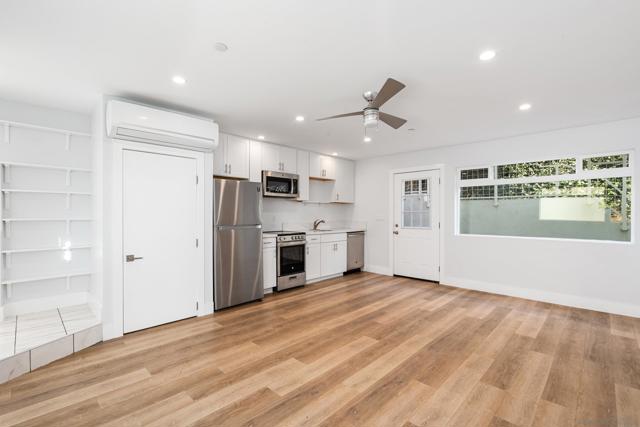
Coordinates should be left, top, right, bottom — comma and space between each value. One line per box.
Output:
402, 178, 431, 229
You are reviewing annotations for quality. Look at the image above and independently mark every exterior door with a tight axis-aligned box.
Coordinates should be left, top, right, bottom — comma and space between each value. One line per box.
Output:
393, 170, 440, 281
123, 150, 199, 333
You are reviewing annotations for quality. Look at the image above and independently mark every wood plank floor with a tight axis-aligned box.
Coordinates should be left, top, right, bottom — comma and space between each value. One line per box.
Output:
1, 272, 639, 426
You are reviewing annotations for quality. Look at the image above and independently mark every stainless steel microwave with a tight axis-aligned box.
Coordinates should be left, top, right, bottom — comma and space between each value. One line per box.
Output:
262, 170, 299, 198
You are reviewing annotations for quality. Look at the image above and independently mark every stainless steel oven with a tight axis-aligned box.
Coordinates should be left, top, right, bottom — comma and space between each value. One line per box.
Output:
262, 171, 299, 198
276, 232, 306, 290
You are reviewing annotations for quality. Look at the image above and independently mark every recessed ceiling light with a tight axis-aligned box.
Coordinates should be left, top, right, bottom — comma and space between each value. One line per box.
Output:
519, 103, 532, 111
407, 128, 416, 132
479, 50, 496, 61
214, 42, 228, 52
172, 75, 186, 85
331, 152, 338, 156
295, 115, 305, 122
363, 136, 372, 143
139, 116, 148, 121
257, 135, 265, 140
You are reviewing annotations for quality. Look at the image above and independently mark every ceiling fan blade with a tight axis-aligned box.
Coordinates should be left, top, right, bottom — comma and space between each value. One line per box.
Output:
379, 112, 407, 129
370, 78, 406, 108
317, 111, 363, 121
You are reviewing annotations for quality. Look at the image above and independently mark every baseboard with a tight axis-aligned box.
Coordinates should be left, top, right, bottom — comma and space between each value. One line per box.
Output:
306, 273, 343, 285
443, 275, 640, 318
363, 264, 393, 276
3, 292, 90, 317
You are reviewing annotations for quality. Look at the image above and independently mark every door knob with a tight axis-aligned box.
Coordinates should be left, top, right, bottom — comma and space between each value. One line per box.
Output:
126, 254, 143, 262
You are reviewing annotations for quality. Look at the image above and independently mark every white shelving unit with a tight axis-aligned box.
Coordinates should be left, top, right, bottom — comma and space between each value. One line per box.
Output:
0, 119, 93, 317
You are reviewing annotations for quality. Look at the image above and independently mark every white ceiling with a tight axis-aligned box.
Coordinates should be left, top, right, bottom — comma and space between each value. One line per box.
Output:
2, 0, 640, 159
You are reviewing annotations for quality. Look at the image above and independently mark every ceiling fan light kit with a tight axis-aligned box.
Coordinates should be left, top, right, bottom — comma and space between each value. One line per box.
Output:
318, 77, 408, 130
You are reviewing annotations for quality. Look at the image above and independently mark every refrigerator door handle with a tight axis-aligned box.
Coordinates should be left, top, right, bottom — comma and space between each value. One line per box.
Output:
216, 224, 262, 230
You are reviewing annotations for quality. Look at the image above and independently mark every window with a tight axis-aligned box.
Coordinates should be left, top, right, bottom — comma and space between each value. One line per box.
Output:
457, 153, 633, 242
402, 178, 431, 228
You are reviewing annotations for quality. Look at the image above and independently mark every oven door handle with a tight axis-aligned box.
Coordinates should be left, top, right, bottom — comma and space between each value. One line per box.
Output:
277, 241, 307, 247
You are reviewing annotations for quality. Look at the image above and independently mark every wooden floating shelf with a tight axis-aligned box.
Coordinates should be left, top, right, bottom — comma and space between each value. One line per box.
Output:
0, 162, 91, 173
1, 271, 91, 285
1, 189, 91, 196
2, 245, 92, 254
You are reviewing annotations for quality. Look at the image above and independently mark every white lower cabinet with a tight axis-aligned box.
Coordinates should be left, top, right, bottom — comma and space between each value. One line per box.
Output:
321, 241, 347, 277
318, 233, 347, 278
305, 242, 321, 281
263, 238, 277, 291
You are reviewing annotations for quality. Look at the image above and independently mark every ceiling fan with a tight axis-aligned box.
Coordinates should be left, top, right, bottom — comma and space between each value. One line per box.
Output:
317, 78, 407, 129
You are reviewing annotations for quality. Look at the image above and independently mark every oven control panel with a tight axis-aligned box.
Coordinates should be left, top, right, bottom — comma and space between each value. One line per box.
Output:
277, 234, 306, 243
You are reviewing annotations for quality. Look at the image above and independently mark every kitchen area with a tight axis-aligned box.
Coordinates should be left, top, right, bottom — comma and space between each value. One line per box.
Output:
213, 132, 366, 310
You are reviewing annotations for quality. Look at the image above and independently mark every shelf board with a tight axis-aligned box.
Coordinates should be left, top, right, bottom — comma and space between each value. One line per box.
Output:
1, 189, 91, 196
0, 162, 91, 173
2, 218, 92, 222
1, 271, 91, 285
2, 245, 92, 254
0, 119, 91, 138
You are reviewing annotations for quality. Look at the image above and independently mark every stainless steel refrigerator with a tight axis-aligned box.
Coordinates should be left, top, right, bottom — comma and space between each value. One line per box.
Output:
214, 179, 264, 310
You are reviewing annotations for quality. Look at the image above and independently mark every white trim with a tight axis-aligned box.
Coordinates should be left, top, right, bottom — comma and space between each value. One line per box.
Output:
306, 273, 344, 284
443, 275, 640, 318
105, 139, 211, 340
388, 164, 445, 281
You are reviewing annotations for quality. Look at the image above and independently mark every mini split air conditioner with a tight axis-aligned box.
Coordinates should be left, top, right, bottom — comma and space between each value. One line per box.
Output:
105, 100, 219, 152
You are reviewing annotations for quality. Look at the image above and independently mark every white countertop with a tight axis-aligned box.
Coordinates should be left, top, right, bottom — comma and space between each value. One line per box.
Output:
262, 228, 365, 238
303, 228, 365, 235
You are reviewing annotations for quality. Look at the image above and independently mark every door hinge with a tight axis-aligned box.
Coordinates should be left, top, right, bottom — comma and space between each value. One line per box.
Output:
439, 178, 441, 184
196, 301, 199, 310
438, 266, 440, 272
195, 238, 199, 248
196, 175, 199, 185
438, 222, 441, 229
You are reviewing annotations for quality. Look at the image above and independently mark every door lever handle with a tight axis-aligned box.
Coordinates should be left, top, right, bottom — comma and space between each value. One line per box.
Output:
126, 255, 144, 262
393, 231, 399, 235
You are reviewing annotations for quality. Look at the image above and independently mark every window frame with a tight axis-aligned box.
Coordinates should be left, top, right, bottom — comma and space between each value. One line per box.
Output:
454, 150, 635, 244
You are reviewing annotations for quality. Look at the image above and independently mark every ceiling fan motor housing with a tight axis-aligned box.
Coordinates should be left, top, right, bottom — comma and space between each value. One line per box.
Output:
363, 108, 379, 128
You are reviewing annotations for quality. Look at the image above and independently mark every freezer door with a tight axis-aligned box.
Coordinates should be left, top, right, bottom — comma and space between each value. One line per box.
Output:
214, 225, 264, 310
214, 179, 262, 226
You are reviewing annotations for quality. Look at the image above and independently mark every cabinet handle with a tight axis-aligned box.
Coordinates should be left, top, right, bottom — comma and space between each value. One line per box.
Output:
229, 164, 232, 175
306, 247, 309, 255
224, 164, 227, 173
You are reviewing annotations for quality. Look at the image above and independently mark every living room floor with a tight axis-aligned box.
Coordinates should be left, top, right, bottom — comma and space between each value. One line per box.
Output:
1, 272, 639, 426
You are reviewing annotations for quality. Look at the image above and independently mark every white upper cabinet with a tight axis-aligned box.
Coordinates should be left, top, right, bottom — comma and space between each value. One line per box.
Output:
213, 133, 249, 179
261, 143, 297, 174
309, 153, 336, 180
249, 140, 262, 183
279, 146, 297, 174
261, 142, 280, 172
332, 158, 355, 203
296, 150, 310, 201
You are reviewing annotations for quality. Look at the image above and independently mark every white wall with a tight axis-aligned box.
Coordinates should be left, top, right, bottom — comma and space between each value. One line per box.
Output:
0, 99, 90, 133
354, 117, 640, 316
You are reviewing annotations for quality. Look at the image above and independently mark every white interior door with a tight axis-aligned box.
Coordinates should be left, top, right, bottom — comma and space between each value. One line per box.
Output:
393, 170, 440, 281
123, 149, 199, 333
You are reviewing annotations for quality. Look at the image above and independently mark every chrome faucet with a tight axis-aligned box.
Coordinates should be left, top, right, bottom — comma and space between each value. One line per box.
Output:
313, 219, 326, 230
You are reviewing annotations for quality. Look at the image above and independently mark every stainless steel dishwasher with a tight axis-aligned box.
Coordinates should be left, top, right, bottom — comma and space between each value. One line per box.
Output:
347, 231, 365, 271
